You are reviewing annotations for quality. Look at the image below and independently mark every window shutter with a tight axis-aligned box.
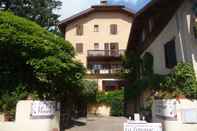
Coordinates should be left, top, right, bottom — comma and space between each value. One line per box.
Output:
76, 24, 83, 36
110, 24, 117, 34
94, 25, 99, 32
76, 43, 83, 53
164, 40, 177, 68
94, 43, 99, 50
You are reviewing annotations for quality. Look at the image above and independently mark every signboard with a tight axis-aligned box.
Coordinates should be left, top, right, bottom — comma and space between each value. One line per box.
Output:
155, 100, 176, 118
124, 123, 162, 131
31, 101, 57, 119
182, 109, 197, 123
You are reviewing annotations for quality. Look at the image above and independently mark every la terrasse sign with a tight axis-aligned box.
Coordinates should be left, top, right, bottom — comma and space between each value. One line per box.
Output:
124, 121, 162, 131
31, 101, 57, 118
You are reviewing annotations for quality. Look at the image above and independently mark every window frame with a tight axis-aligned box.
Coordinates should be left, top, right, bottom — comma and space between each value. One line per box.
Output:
94, 25, 99, 32
76, 43, 83, 54
142, 30, 146, 42
164, 39, 177, 69
149, 19, 154, 32
76, 24, 83, 36
94, 43, 99, 50
110, 24, 118, 35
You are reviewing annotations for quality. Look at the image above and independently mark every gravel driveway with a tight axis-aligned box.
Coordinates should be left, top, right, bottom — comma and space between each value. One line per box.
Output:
65, 116, 127, 131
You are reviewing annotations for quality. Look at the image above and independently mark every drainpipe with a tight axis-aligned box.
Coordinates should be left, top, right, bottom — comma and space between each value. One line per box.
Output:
176, 12, 186, 63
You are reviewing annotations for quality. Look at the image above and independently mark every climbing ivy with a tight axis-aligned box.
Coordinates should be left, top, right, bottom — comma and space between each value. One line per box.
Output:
160, 63, 197, 99
124, 51, 197, 99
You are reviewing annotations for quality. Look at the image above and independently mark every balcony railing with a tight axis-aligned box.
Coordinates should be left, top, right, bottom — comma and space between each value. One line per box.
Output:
86, 68, 122, 75
87, 50, 125, 57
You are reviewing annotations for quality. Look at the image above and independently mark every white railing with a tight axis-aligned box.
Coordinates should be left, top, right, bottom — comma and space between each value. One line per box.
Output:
87, 69, 121, 75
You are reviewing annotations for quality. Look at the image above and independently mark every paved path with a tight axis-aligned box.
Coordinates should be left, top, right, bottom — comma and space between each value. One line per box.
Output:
65, 116, 127, 131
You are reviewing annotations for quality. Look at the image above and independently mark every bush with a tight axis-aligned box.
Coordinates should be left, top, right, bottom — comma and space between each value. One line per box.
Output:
160, 63, 197, 98
96, 90, 124, 116
111, 98, 124, 116
80, 80, 97, 103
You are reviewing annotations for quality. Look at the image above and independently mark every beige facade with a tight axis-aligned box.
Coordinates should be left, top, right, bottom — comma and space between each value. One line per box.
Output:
142, 0, 197, 76
60, 5, 133, 91
65, 12, 132, 66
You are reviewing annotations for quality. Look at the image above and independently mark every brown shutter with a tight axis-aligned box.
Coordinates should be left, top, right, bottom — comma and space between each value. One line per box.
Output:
94, 25, 99, 32
164, 39, 177, 68
76, 43, 83, 53
110, 24, 117, 34
76, 24, 83, 36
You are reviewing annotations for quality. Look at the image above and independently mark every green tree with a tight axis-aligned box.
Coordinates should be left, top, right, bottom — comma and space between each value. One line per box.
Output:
0, 0, 62, 29
0, 12, 85, 127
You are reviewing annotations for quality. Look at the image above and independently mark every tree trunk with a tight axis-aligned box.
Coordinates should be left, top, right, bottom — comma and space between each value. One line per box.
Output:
60, 99, 73, 131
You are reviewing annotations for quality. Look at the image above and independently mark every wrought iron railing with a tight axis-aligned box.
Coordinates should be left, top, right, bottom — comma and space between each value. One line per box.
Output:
87, 50, 125, 57
87, 68, 122, 75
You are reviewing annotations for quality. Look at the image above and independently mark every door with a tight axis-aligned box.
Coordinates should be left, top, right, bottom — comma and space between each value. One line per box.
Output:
104, 43, 110, 56
110, 43, 119, 56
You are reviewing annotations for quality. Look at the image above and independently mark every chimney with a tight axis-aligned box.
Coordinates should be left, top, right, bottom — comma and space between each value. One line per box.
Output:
100, 0, 108, 6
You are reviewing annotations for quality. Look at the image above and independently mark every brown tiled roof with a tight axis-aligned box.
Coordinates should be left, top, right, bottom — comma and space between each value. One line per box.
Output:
127, 0, 184, 54
58, 5, 135, 33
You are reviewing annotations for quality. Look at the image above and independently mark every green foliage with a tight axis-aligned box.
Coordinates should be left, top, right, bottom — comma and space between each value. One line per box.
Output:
0, 12, 85, 114
124, 51, 197, 100
80, 80, 97, 103
160, 63, 197, 98
0, 84, 27, 113
96, 90, 124, 116
142, 52, 154, 75
0, 0, 62, 29
122, 51, 142, 81
111, 99, 124, 116
124, 52, 163, 100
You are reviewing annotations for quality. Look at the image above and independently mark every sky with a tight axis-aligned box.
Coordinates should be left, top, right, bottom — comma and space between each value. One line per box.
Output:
57, 0, 151, 20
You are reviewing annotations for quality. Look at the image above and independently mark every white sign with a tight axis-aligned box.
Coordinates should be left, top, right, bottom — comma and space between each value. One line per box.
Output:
31, 101, 56, 118
124, 123, 162, 131
155, 100, 176, 118
134, 113, 140, 121
182, 109, 197, 123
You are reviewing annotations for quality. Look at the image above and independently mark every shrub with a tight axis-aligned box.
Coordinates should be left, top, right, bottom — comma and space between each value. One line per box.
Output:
160, 63, 197, 98
80, 80, 97, 103
96, 90, 124, 116
111, 98, 124, 116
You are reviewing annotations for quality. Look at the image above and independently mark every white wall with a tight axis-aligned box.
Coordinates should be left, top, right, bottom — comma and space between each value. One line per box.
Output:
0, 100, 60, 131
142, 0, 197, 75
152, 99, 197, 131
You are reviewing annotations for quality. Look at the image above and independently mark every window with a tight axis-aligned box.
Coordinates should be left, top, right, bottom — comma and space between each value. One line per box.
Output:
76, 24, 83, 36
103, 80, 123, 91
110, 43, 119, 56
76, 43, 83, 53
142, 30, 146, 42
110, 24, 117, 35
94, 25, 99, 32
149, 19, 154, 32
193, 26, 197, 39
94, 43, 99, 50
164, 39, 177, 69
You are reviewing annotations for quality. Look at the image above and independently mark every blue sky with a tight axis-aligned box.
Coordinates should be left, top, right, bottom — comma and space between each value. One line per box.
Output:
57, 0, 151, 20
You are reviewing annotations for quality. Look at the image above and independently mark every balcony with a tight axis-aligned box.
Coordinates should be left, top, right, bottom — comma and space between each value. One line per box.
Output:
86, 68, 122, 79
88, 50, 125, 57
87, 50, 125, 61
